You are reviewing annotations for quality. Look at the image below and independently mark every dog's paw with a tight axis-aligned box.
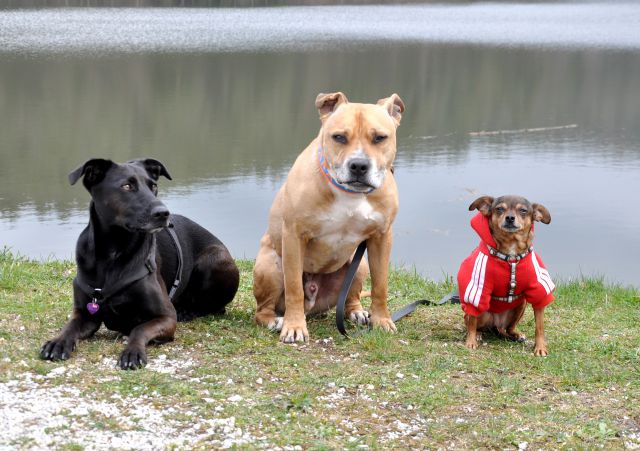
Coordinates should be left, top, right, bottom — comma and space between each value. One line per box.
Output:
465, 338, 478, 350
279, 321, 308, 343
268, 316, 284, 332
118, 346, 147, 370
533, 344, 548, 356
370, 314, 397, 332
348, 310, 370, 326
40, 337, 76, 361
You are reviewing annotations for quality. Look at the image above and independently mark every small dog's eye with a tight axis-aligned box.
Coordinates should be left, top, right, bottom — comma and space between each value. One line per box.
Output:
332, 134, 347, 144
122, 184, 133, 191
373, 135, 387, 144
519, 208, 528, 215
150, 183, 158, 192
495, 207, 504, 214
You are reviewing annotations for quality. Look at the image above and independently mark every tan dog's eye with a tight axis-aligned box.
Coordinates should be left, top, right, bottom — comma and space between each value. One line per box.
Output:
373, 135, 387, 144
332, 134, 347, 144
122, 184, 133, 191
519, 208, 528, 215
495, 207, 504, 214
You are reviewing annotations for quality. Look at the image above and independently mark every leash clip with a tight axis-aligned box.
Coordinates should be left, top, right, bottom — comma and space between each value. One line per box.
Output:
92, 288, 103, 301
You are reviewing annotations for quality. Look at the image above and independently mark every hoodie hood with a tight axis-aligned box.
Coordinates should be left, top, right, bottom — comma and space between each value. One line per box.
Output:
470, 212, 497, 248
470, 212, 535, 250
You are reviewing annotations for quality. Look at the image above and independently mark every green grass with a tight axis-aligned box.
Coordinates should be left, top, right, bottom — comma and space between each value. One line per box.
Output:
1, 249, 639, 449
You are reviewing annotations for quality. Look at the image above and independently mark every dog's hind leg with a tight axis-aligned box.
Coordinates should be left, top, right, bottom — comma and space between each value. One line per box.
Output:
253, 239, 285, 331
177, 243, 239, 320
504, 302, 527, 342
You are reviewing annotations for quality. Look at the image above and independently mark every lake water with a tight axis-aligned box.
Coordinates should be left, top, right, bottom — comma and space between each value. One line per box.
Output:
1, 3, 639, 287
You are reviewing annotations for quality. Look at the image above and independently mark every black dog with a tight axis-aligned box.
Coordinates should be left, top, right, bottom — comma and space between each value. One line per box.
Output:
40, 158, 239, 369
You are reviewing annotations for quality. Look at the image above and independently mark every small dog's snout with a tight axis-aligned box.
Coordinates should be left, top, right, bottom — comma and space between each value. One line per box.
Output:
150, 205, 170, 221
505, 215, 515, 224
348, 158, 370, 177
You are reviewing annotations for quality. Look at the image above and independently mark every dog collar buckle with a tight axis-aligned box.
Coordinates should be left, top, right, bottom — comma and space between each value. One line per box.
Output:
92, 288, 103, 300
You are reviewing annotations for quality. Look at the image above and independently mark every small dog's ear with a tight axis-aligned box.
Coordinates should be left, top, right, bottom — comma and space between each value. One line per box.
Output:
315, 92, 348, 121
469, 196, 494, 216
130, 158, 172, 181
68, 159, 114, 188
377, 93, 405, 126
532, 203, 551, 224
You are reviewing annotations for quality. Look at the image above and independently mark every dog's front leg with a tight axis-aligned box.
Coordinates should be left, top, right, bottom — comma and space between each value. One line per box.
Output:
40, 308, 101, 361
280, 222, 308, 343
465, 314, 479, 349
366, 231, 396, 332
533, 307, 548, 356
119, 315, 177, 370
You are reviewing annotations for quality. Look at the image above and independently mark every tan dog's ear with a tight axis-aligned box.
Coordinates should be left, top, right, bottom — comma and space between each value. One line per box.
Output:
315, 92, 348, 120
532, 203, 551, 224
377, 93, 405, 126
469, 196, 494, 216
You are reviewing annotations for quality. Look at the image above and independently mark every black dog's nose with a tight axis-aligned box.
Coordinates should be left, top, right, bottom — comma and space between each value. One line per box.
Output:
505, 215, 515, 224
150, 205, 170, 221
348, 158, 370, 176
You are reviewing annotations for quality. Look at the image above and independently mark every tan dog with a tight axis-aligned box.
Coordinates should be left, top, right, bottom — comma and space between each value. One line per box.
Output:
253, 92, 405, 343
457, 195, 555, 356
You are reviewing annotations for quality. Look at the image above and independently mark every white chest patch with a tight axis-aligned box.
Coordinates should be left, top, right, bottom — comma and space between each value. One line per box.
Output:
317, 192, 385, 245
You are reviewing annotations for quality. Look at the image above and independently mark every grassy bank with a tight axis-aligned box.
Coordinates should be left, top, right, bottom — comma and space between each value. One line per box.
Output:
1, 250, 639, 449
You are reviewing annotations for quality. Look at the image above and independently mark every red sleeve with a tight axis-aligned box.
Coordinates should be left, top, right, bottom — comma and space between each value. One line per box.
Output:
526, 251, 556, 309
458, 248, 492, 317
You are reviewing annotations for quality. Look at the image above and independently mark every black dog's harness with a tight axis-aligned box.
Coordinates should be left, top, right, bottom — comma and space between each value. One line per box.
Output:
335, 241, 460, 337
76, 223, 183, 314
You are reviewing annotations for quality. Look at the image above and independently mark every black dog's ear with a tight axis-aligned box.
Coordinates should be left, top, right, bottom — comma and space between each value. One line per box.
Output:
68, 159, 115, 188
469, 195, 494, 216
532, 203, 551, 224
130, 158, 172, 181
315, 92, 348, 121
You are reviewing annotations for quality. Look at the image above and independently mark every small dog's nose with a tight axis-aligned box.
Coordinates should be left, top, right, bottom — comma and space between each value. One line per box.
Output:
150, 205, 170, 221
505, 215, 515, 224
348, 158, 370, 176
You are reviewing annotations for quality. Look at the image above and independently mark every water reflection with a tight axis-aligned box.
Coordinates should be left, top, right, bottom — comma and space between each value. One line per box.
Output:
1, 6, 639, 286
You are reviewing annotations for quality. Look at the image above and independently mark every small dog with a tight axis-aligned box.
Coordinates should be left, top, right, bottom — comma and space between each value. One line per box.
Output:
40, 158, 239, 369
457, 195, 555, 356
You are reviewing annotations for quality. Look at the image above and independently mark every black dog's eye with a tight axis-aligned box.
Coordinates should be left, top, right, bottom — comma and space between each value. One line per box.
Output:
373, 135, 387, 144
332, 134, 347, 144
150, 182, 158, 193
122, 184, 133, 191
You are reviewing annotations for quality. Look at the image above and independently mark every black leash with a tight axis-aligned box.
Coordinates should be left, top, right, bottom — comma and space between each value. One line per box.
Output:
335, 241, 460, 337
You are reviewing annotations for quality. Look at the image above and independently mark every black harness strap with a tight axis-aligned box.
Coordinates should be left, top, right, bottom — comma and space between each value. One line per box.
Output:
165, 222, 183, 301
76, 244, 157, 306
76, 221, 184, 310
335, 241, 459, 337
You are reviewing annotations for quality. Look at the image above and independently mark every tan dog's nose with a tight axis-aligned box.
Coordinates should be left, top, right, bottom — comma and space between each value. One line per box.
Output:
348, 158, 370, 176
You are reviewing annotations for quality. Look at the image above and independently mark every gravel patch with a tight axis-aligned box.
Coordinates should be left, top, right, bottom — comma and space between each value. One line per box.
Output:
0, 371, 254, 450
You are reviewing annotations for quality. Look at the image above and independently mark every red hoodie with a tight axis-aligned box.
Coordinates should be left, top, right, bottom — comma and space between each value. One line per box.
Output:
457, 213, 555, 317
